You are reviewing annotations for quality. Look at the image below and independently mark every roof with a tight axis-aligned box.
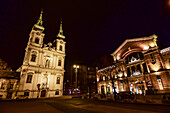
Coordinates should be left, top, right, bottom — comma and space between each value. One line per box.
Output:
111, 34, 157, 59
0, 70, 20, 79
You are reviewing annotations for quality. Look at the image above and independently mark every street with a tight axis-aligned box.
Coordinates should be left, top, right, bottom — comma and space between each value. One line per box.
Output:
0, 98, 170, 113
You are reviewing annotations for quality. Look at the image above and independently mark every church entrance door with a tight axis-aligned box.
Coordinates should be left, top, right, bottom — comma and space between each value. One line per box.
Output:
41, 90, 46, 97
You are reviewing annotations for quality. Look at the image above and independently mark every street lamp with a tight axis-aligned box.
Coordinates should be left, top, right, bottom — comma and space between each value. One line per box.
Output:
73, 65, 79, 95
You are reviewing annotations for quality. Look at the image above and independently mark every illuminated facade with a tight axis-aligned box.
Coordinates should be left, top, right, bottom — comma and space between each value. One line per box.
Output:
17, 10, 66, 98
97, 35, 170, 95
0, 59, 20, 99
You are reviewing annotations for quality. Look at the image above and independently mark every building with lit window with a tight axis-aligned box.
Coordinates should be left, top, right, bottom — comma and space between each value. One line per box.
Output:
16, 10, 66, 98
0, 59, 20, 99
97, 34, 170, 95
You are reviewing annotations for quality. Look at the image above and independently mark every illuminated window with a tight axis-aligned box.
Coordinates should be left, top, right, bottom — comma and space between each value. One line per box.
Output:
26, 75, 32, 83
58, 60, 62, 66
55, 89, 59, 95
120, 81, 124, 91
103, 76, 105, 81
59, 45, 63, 51
31, 54, 36, 62
157, 76, 163, 90
57, 77, 60, 84
35, 38, 39, 44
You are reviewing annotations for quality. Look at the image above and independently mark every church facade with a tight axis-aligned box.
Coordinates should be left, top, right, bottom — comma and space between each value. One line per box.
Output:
97, 35, 170, 95
17, 10, 66, 98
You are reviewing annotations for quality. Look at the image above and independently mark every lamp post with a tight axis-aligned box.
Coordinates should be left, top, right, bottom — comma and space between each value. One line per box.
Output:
73, 65, 79, 95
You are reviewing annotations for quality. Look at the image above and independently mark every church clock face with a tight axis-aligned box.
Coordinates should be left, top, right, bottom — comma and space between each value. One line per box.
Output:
60, 41, 63, 44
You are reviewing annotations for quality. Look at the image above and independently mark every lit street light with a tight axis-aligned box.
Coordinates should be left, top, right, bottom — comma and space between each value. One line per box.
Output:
73, 65, 79, 95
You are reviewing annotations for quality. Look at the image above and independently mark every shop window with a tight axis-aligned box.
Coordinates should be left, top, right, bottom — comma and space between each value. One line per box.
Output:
58, 60, 62, 66
59, 45, 63, 51
55, 90, 59, 95
24, 92, 29, 96
56, 77, 60, 84
35, 38, 39, 44
26, 75, 32, 83
31, 54, 36, 62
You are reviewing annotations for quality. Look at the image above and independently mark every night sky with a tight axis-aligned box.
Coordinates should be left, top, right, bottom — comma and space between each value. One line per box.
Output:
0, 0, 170, 70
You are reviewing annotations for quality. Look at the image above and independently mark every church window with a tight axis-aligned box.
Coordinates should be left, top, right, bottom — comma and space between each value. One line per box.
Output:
36, 32, 40, 35
103, 76, 105, 81
31, 54, 36, 62
26, 75, 32, 83
55, 89, 59, 95
58, 60, 62, 66
30, 38, 33, 42
59, 45, 63, 51
10, 84, 13, 89
56, 77, 60, 84
45, 59, 50, 68
1, 83, 5, 89
24, 92, 29, 96
35, 38, 39, 44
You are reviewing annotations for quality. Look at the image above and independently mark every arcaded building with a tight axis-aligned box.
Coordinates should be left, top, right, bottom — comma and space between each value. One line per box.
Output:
97, 35, 170, 95
17, 10, 66, 98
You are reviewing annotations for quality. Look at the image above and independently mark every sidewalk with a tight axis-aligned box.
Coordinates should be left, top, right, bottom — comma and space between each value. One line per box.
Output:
92, 96, 170, 106
82, 97, 170, 106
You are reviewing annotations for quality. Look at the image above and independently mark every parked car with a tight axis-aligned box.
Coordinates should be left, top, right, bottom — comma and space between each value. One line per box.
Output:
14, 95, 28, 100
117, 91, 134, 100
93, 94, 106, 99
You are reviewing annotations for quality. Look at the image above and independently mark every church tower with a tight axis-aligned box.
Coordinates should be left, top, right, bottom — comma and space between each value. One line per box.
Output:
17, 10, 66, 98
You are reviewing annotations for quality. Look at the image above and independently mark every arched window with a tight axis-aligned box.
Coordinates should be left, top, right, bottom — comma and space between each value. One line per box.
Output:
58, 60, 62, 66
45, 59, 50, 68
31, 54, 36, 62
59, 45, 63, 51
35, 37, 39, 44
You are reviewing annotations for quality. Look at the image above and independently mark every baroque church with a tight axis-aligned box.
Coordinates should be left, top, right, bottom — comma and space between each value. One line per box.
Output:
17, 10, 66, 98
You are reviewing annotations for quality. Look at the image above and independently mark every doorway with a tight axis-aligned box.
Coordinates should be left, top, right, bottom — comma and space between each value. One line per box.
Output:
41, 90, 46, 97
